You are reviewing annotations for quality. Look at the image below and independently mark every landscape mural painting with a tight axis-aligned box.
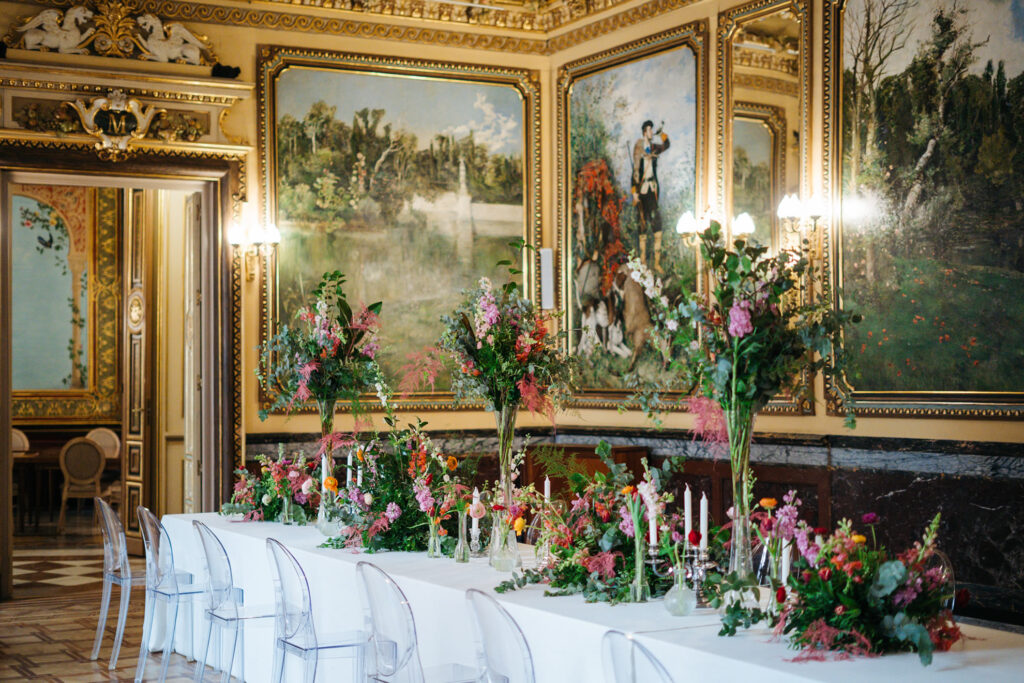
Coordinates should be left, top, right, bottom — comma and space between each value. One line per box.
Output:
10, 185, 94, 391
733, 116, 775, 249
268, 59, 530, 395
567, 43, 699, 394
839, 0, 1024, 394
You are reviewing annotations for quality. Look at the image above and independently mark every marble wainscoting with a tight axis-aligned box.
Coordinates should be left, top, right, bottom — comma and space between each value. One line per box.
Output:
246, 429, 1024, 625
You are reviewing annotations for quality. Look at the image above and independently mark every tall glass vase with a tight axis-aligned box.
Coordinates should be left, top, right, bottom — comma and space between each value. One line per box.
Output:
315, 398, 337, 536
726, 404, 755, 580
489, 402, 521, 571
629, 531, 649, 602
454, 510, 470, 563
427, 517, 442, 558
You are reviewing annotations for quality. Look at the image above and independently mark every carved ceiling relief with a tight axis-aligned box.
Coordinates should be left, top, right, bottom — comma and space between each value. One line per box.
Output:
4, 0, 216, 65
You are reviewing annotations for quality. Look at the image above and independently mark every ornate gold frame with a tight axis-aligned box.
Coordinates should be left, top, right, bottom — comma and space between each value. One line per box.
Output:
732, 101, 786, 250
9, 185, 119, 422
556, 22, 709, 410
256, 45, 542, 413
718, 0, 813, 416
822, 0, 1024, 419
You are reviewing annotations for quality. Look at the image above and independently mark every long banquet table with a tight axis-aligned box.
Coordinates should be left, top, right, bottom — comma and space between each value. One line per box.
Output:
157, 513, 1024, 682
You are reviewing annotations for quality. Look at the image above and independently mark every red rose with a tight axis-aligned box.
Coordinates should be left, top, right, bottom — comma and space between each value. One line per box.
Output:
818, 567, 832, 581
424, 474, 433, 486
813, 527, 828, 536
834, 605, 846, 616
775, 586, 787, 604
491, 504, 506, 512
688, 530, 701, 546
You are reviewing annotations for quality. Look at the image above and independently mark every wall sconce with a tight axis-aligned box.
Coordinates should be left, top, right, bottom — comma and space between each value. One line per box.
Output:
675, 210, 700, 245
228, 221, 281, 281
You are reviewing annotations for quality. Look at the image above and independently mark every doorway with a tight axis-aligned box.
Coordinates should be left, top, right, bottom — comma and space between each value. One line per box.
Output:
2, 161, 238, 599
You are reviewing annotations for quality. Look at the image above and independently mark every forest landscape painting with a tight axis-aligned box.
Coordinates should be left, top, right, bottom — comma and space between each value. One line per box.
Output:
567, 43, 699, 394
839, 0, 1024, 394
269, 59, 529, 395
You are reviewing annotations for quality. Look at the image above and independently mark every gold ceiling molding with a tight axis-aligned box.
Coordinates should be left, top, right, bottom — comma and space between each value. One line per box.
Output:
16, 0, 701, 55
732, 71, 799, 96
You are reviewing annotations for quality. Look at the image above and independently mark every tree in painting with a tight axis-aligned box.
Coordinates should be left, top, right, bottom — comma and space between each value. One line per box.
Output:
272, 67, 526, 389
841, 0, 1024, 392
568, 46, 698, 392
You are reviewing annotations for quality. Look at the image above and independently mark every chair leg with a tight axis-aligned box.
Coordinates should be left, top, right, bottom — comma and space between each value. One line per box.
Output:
91, 578, 112, 660
57, 488, 69, 535
110, 582, 132, 670
194, 614, 214, 683
159, 597, 180, 683
221, 621, 240, 683
135, 592, 156, 683
272, 641, 286, 683
303, 649, 318, 683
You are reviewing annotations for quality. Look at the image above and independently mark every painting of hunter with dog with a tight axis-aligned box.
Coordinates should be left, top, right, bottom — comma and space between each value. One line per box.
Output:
567, 43, 700, 394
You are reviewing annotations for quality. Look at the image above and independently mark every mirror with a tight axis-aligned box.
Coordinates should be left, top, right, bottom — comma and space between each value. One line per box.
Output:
719, 0, 807, 250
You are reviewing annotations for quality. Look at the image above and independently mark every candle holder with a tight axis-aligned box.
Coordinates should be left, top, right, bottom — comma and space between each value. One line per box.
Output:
688, 547, 716, 608
470, 525, 485, 557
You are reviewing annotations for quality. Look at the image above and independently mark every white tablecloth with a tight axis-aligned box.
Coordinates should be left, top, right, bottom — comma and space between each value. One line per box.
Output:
158, 513, 1024, 683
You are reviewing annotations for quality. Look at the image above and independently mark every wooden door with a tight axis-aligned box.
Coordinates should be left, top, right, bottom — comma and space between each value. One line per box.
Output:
181, 192, 202, 513
122, 189, 152, 552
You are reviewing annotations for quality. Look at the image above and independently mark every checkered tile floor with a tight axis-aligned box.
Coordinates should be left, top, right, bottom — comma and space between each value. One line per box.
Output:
12, 550, 146, 599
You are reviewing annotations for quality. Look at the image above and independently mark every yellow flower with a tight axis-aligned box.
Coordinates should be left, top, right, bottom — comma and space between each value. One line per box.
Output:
513, 516, 526, 534
621, 485, 635, 496
446, 456, 458, 471
759, 497, 778, 510
852, 534, 867, 544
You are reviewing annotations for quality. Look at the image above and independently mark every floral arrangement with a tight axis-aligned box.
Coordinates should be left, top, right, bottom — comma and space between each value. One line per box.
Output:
719, 513, 960, 666
629, 222, 860, 578
496, 442, 697, 603
439, 266, 573, 418
228, 446, 320, 523
257, 270, 383, 420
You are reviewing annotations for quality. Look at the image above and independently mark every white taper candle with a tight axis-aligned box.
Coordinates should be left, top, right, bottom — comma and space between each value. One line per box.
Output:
699, 492, 708, 551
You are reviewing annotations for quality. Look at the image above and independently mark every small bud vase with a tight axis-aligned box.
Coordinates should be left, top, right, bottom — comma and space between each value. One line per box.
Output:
427, 518, 442, 558
454, 510, 470, 563
664, 569, 697, 616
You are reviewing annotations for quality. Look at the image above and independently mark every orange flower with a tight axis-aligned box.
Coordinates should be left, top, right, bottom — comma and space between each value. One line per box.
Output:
446, 456, 458, 471
323, 476, 338, 493
621, 485, 635, 496
851, 534, 867, 544
759, 497, 778, 510
356, 447, 365, 462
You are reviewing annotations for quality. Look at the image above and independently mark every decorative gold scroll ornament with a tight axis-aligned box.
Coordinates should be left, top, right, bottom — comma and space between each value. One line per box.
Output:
6, 1, 216, 65
69, 89, 164, 160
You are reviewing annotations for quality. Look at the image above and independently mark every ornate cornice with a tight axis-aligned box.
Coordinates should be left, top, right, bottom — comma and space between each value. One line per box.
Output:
12, 0, 702, 55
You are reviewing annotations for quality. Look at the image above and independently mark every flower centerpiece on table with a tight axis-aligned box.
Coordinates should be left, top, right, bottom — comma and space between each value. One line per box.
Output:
496, 441, 691, 603
439, 245, 575, 569
718, 513, 961, 666
228, 446, 319, 523
256, 270, 383, 531
629, 222, 860, 580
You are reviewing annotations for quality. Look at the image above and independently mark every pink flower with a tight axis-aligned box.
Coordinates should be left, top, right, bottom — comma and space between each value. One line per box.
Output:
385, 502, 402, 522
728, 300, 753, 338
617, 505, 634, 538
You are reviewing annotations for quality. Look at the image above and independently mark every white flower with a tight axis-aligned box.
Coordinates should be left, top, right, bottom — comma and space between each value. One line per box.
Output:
363, 493, 374, 505
660, 296, 669, 308
630, 270, 642, 283
375, 382, 388, 407
689, 340, 699, 351
666, 318, 679, 331
261, 494, 272, 505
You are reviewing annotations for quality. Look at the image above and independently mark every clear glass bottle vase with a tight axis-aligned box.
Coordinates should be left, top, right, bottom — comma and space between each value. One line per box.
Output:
454, 510, 470, 563
427, 517, 442, 558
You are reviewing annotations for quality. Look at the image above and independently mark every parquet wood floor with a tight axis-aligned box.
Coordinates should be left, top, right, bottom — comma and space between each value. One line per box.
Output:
0, 590, 234, 682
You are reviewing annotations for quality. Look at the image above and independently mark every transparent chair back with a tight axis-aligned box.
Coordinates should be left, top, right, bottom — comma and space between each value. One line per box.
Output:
601, 630, 674, 683
356, 561, 423, 681
466, 589, 535, 683
194, 521, 237, 618
930, 548, 957, 611
98, 496, 131, 581
266, 537, 317, 650
138, 506, 182, 595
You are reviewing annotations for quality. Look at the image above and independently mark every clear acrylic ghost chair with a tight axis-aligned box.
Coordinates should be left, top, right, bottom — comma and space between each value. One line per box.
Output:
91, 496, 146, 670
601, 630, 674, 683
193, 521, 275, 682
356, 561, 481, 683
466, 589, 534, 683
135, 506, 205, 683
266, 538, 370, 683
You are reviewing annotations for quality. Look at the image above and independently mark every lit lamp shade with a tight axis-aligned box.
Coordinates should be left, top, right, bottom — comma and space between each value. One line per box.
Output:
675, 210, 699, 235
804, 193, 827, 220
227, 222, 247, 246
732, 212, 755, 235
777, 194, 802, 220
264, 223, 282, 244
